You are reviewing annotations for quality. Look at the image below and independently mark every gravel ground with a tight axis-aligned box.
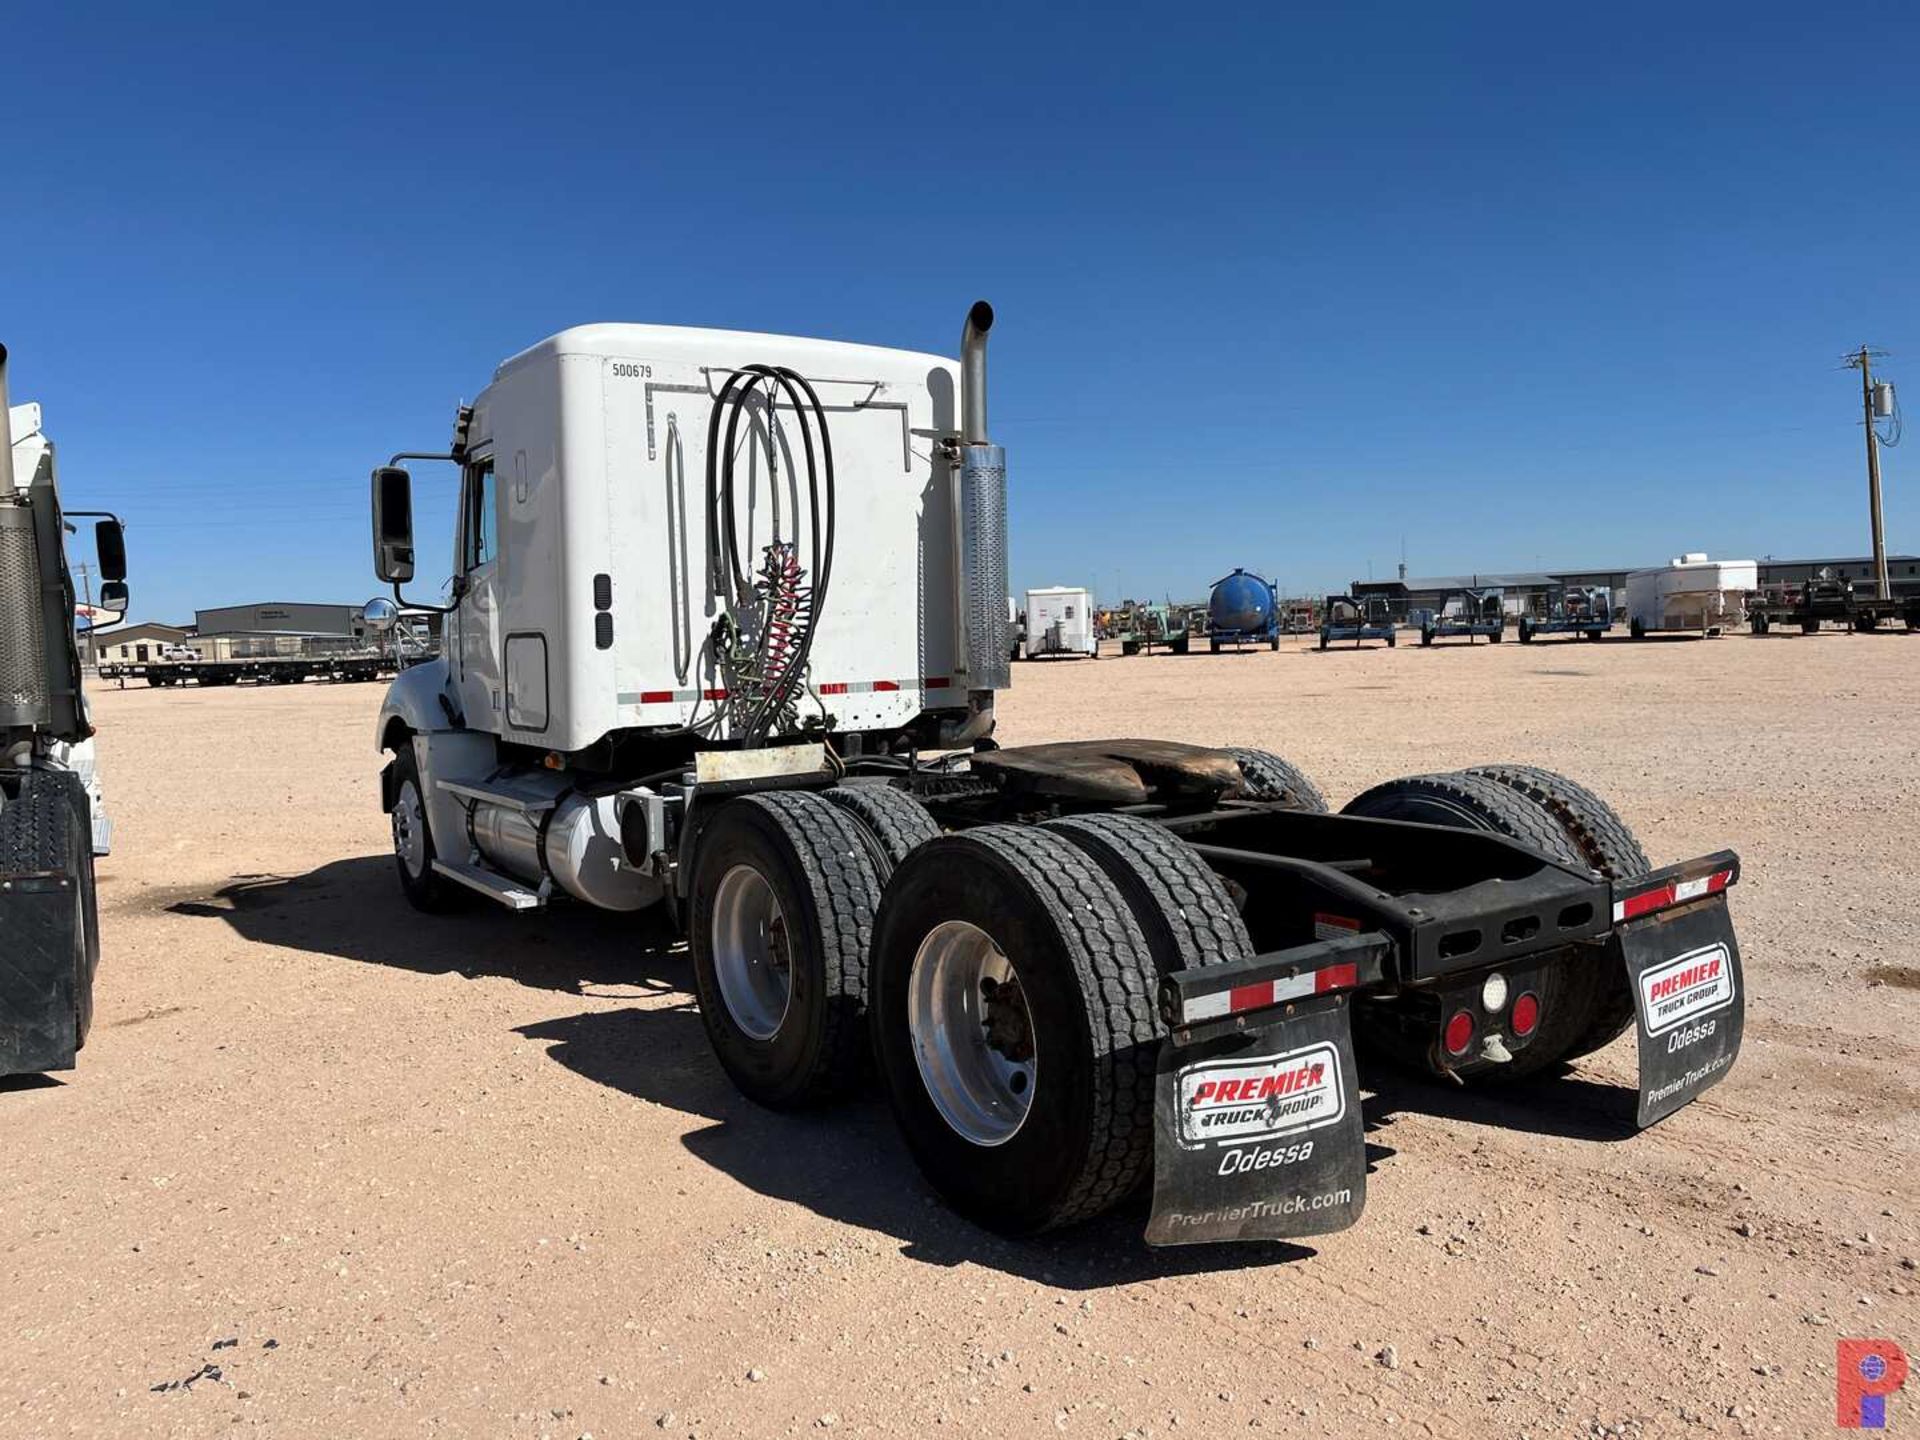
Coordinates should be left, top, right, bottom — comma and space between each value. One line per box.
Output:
4, 631, 1916, 1439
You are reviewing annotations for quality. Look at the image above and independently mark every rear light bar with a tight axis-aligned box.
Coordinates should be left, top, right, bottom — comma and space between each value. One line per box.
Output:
1610, 850, 1740, 924
1161, 931, 1390, 1031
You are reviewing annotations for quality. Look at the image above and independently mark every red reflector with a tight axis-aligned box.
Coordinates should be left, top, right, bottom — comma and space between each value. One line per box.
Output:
1443, 1010, 1475, 1057
818, 682, 849, 695
702, 688, 729, 701
1228, 981, 1274, 1014
872, 680, 900, 692
638, 690, 674, 704
924, 676, 952, 689
1621, 883, 1676, 921
1316, 962, 1359, 992
1510, 992, 1540, 1037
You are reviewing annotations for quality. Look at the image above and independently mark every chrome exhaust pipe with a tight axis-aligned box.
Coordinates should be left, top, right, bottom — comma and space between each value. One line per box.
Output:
0, 343, 16, 493
961, 300, 993, 444
947, 302, 1008, 736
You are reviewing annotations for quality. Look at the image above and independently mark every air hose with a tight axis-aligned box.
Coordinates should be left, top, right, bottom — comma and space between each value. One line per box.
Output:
703, 364, 836, 744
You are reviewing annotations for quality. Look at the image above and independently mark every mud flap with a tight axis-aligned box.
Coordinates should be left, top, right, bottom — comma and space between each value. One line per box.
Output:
1145, 993, 1367, 1246
1620, 897, 1743, 1128
0, 771, 89, 1076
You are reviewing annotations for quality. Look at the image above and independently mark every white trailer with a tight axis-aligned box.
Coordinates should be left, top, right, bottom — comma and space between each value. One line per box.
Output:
361, 303, 1750, 1246
1626, 553, 1757, 638
1022, 585, 1097, 659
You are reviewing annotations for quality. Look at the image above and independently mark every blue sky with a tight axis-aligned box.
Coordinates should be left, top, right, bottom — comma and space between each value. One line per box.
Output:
9, 2, 1916, 622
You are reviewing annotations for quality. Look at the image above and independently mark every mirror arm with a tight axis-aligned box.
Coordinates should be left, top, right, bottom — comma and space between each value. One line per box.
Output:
391, 580, 457, 616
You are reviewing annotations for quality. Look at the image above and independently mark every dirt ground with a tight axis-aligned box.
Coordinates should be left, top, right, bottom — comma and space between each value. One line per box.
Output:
4, 631, 1916, 1439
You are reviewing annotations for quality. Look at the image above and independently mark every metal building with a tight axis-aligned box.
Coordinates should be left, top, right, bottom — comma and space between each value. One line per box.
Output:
194, 602, 364, 637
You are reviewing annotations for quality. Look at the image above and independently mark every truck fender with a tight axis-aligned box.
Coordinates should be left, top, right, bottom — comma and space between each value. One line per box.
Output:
374, 657, 460, 754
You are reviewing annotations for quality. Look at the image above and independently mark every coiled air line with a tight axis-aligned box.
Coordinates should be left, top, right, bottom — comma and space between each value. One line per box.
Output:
703, 364, 836, 745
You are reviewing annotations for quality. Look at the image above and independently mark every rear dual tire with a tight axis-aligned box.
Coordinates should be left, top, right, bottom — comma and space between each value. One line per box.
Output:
690, 792, 883, 1109
871, 818, 1250, 1234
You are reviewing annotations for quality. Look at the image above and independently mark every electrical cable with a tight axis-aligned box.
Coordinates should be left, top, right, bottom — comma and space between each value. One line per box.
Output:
703, 363, 837, 746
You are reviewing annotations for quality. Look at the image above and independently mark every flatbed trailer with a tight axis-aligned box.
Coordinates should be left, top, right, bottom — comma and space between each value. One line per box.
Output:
1747, 572, 1909, 634
1518, 584, 1614, 643
1419, 587, 1506, 646
1318, 594, 1396, 649
100, 653, 401, 687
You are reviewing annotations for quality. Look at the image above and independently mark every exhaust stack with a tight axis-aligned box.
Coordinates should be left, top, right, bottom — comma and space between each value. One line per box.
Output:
953, 301, 1010, 718
0, 343, 16, 493
0, 341, 52, 731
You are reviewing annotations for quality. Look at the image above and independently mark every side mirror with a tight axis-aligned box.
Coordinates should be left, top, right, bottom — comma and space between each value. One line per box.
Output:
360, 596, 399, 633
97, 581, 129, 616
95, 519, 127, 581
371, 466, 415, 583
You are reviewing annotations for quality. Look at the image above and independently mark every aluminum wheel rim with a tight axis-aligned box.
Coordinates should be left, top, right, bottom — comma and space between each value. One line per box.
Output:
392, 779, 426, 877
908, 920, 1036, 1147
712, 863, 792, 1042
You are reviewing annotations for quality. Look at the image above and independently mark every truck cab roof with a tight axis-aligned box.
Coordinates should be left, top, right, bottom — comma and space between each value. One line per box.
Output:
490, 323, 953, 387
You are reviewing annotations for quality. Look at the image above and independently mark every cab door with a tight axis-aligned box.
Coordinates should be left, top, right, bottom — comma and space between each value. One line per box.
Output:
452, 452, 504, 727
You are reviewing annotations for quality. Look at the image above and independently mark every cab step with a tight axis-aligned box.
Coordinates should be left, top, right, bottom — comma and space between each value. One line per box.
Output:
430, 859, 544, 910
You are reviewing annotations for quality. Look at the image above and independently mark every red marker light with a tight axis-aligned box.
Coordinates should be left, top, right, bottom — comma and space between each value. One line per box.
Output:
1510, 992, 1540, 1037
1443, 1010, 1475, 1057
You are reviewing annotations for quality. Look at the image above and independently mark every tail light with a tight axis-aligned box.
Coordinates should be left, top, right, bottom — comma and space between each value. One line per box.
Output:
1443, 1010, 1475, 1057
1510, 992, 1540, 1038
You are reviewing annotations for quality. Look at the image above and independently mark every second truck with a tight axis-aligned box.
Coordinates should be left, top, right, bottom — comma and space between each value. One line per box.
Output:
1, 344, 130, 1075
362, 303, 1745, 1245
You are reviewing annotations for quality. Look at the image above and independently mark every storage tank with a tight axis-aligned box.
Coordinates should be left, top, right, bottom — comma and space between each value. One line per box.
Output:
1207, 569, 1277, 637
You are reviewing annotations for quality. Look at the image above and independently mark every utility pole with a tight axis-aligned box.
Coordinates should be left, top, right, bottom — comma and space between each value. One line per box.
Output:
1847, 345, 1892, 601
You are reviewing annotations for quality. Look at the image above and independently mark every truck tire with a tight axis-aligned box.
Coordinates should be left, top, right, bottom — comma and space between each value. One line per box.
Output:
388, 746, 462, 913
1463, 764, 1651, 1057
690, 791, 882, 1109
1044, 813, 1253, 977
1386, 630, 1397, 647
823, 783, 940, 874
1801, 618, 1820, 634
871, 826, 1163, 1233
1340, 772, 1603, 1081
1519, 618, 1534, 642
1630, 618, 1646, 639
1229, 747, 1329, 812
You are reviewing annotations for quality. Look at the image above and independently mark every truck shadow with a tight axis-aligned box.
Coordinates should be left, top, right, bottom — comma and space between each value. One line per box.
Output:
162, 855, 685, 999
1362, 1062, 1638, 1141
517, 1004, 1318, 1285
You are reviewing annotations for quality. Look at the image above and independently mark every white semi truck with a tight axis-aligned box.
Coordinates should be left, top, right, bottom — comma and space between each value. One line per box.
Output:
0, 344, 129, 1074
365, 304, 1747, 1244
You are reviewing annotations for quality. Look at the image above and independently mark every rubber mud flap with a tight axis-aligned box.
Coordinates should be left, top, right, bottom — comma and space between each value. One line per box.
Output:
1146, 994, 1366, 1246
1622, 898, 1743, 1128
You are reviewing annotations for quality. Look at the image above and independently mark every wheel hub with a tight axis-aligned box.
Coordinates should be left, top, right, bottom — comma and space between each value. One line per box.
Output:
392, 781, 426, 877
907, 921, 1037, 1146
711, 863, 793, 1042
